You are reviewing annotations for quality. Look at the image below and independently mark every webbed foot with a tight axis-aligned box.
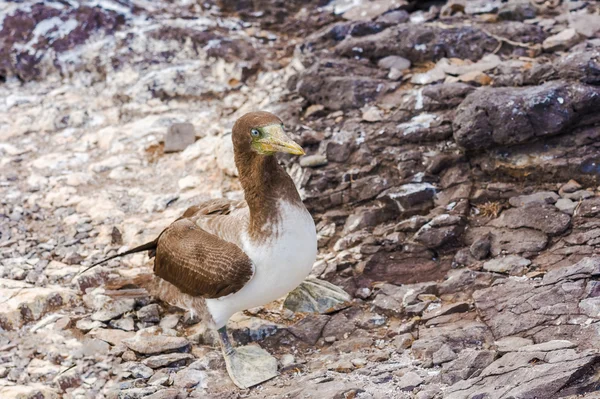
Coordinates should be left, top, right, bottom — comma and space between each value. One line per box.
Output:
218, 326, 277, 389
222, 345, 278, 389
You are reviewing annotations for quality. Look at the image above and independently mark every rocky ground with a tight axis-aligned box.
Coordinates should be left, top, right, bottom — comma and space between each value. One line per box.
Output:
1, 0, 600, 398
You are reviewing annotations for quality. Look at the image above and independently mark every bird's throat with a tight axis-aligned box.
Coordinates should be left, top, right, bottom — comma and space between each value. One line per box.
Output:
235, 153, 302, 242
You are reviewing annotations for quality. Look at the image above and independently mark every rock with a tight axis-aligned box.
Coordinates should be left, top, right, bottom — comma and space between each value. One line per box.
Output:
543, 29, 581, 52
483, 255, 531, 275
178, 175, 202, 190
164, 123, 196, 153
397, 371, 423, 391
299, 154, 328, 168
142, 353, 194, 369
441, 349, 495, 385
453, 81, 600, 150
385, 183, 436, 210
377, 55, 411, 71
159, 314, 180, 330
280, 354, 296, 368
509, 191, 560, 207
0, 280, 77, 330
560, 180, 582, 194
216, 134, 237, 177
445, 349, 598, 399
517, 340, 576, 352
342, 0, 407, 21
122, 334, 190, 355
556, 198, 576, 215
123, 362, 154, 379
433, 344, 458, 365
173, 368, 207, 389
569, 12, 600, 37
412, 320, 494, 365
469, 233, 491, 260
229, 314, 284, 344
89, 328, 135, 346
464, 227, 548, 256
330, 359, 354, 373
288, 314, 330, 345
361, 106, 383, 122
393, 333, 414, 350
578, 197, 600, 218
414, 221, 463, 249
91, 299, 135, 322
145, 389, 180, 399
109, 317, 135, 331
562, 190, 594, 201
495, 336, 534, 353
336, 24, 499, 64
137, 304, 160, 323
422, 302, 470, 321
474, 257, 600, 345
322, 312, 356, 340
488, 203, 571, 235
0, 385, 59, 399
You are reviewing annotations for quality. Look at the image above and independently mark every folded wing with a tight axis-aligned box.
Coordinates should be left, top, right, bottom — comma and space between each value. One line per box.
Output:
154, 218, 253, 299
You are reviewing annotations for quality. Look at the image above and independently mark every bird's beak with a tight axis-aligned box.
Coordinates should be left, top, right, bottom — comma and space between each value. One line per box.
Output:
255, 124, 305, 156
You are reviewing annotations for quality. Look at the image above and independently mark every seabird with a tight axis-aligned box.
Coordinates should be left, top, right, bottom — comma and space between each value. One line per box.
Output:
86, 111, 318, 388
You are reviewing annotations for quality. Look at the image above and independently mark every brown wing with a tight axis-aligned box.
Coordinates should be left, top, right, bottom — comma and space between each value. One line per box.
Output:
153, 218, 253, 298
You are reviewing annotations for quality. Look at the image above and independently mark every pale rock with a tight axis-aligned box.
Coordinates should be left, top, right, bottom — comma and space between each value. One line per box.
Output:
397, 371, 424, 391
378, 55, 411, 71
164, 123, 196, 153
543, 28, 581, 52
556, 198, 576, 215
89, 328, 135, 346
412, 59, 449, 85
26, 358, 61, 379
0, 280, 77, 330
343, 0, 408, 21
280, 354, 296, 368
300, 154, 328, 168
91, 299, 135, 322
123, 362, 154, 379
0, 385, 59, 399
142, 353, 194, 369
178, 175, 202, 190
569, 12, 600, 37
173, 368, 207, 389
216, 134, 238, 177
159, 314, 181, 330
76, 318, 104, 332
483, 255, 531, 275
362, 106, 383, 122
110, 317, 135, 331
123, 333, 190, 355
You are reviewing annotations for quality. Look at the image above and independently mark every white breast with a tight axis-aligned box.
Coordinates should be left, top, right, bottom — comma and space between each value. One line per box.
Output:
205, 200, 317, 329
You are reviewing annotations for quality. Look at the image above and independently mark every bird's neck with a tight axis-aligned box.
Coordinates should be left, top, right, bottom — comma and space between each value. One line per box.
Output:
235, 152, 302, 241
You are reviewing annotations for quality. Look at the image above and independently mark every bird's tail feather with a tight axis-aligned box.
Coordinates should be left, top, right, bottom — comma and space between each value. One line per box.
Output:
78, 240, 157, 276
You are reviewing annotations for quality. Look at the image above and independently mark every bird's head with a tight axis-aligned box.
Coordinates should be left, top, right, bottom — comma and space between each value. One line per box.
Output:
232, 111, 305, 156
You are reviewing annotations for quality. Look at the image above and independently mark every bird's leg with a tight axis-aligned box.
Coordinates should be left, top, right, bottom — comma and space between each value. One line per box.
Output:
218, 326, 234, 356
283, 277, 352, 314
217, 326, 278, 389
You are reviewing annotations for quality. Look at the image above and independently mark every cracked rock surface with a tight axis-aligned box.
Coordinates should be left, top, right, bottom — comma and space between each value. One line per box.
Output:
1, 0, 600, 398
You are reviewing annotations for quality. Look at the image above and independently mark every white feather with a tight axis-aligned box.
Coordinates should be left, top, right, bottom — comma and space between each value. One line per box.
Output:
205, 200, 317, 328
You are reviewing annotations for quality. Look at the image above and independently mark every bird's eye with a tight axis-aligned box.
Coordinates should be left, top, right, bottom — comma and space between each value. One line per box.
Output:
251, 129, 260, 137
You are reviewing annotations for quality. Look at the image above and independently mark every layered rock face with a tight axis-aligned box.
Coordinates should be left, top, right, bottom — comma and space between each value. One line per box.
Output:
1, 0, 600, 398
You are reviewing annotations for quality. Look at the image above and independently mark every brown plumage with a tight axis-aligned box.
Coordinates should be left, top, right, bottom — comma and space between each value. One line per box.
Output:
86, 111, 307, 303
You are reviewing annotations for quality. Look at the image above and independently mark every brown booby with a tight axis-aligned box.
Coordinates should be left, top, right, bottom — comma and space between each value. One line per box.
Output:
86, 111, 318, 388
